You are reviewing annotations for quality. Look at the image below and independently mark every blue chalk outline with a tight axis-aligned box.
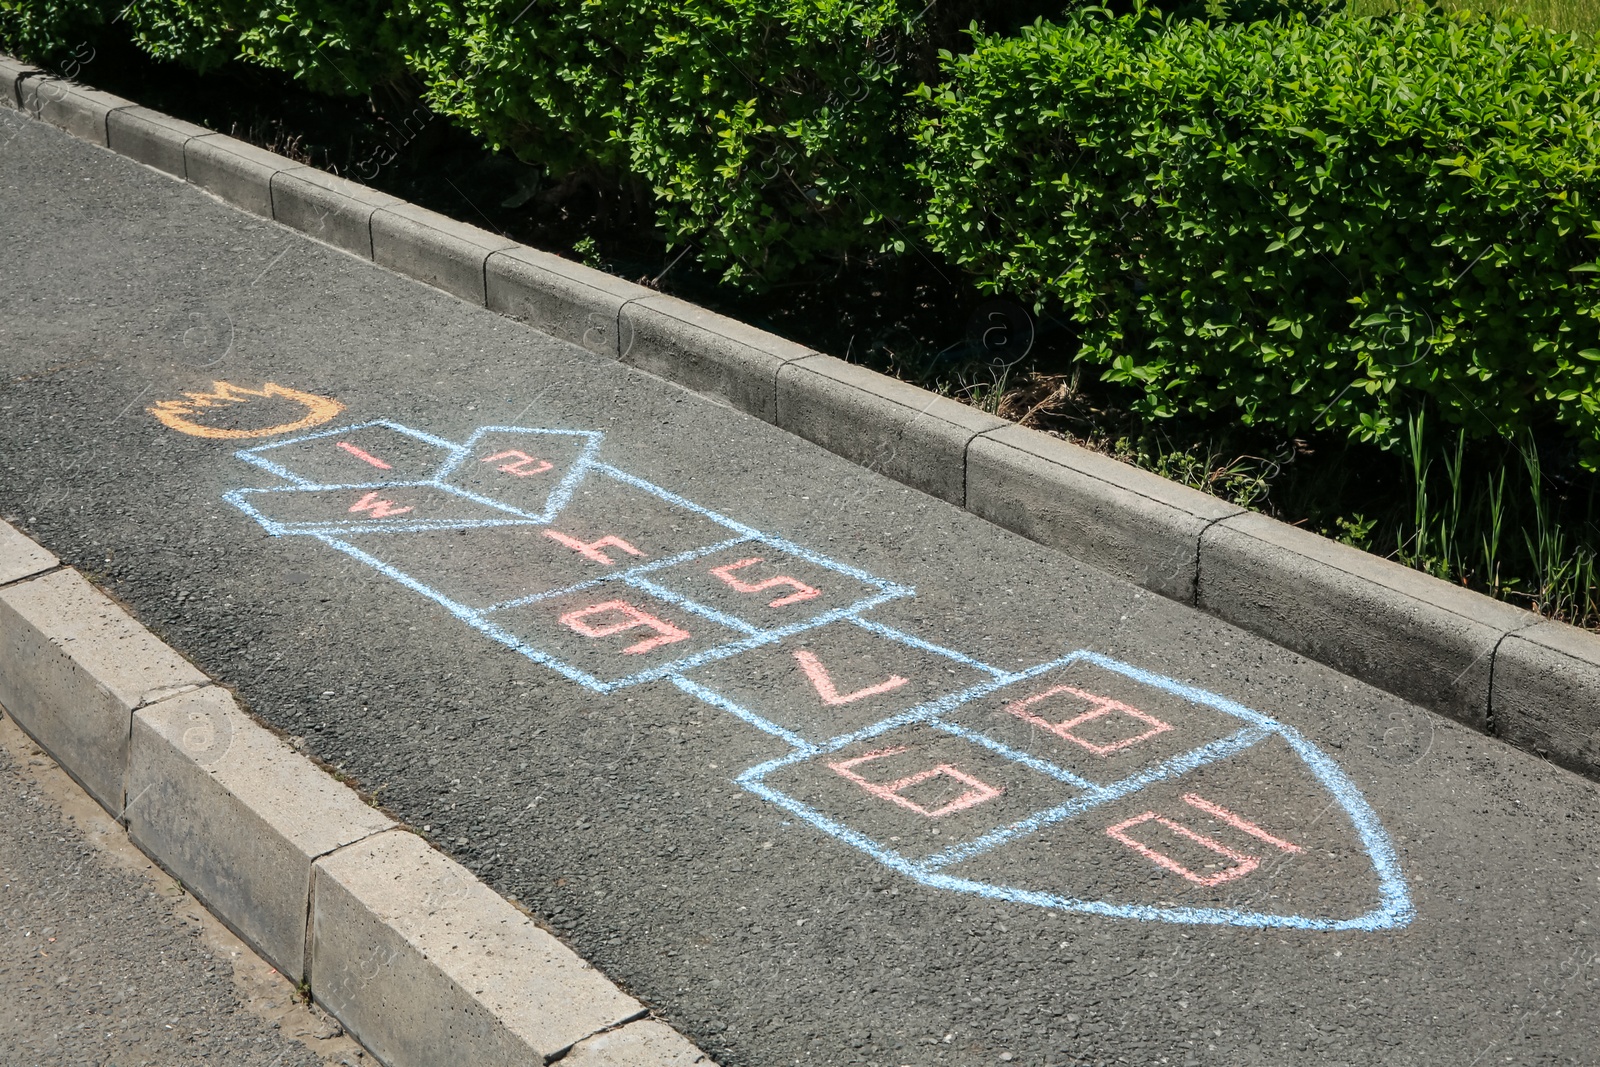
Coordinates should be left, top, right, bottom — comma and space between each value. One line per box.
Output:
733, 653, 1413, 931
235, 419, 467, 487
224, 419, 1413, 932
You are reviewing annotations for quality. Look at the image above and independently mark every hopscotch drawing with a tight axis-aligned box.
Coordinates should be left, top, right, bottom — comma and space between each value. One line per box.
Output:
225, 420, 1414, 932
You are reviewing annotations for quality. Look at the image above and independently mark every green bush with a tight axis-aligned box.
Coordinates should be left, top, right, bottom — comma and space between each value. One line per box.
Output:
406, 0, 1031, 286
120, 0, 412, 94
917, 10, 1600, 464
0, 0, 119, 59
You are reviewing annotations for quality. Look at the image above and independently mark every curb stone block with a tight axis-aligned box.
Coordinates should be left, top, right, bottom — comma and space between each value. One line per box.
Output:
311, 831, 644, 1067
1199, 511, 1536, 728
487, 246, 651, 356
1491, 622, 1600, 778
0, 569, 207, 811
0, 56, 43, 110
776, 354, 1007, 505
0, 519, 58, 586
107, 107, 211, 179
618, 295, 816, 422
564, 1019, 714, 1066
272, 166, 401, 259
371, 203, 516, 305
184, 134, 293, 218
127, 687, 395, 982
966, 425, 1241, 602
18, 77, 131, 145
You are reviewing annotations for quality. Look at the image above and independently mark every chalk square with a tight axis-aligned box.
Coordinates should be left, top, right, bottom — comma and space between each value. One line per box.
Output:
509, 472, 747, 586
435, 426, 602, 520
234, 482, 532, 535
759, 723, 1084, 863
680, 619, 991, 744
332, 525, 605, 611
640, 543, 902, 635
238, 421, 461, 487
937, 660, 1247, 788
486, 588, 751, 687
328, 474, 752, 612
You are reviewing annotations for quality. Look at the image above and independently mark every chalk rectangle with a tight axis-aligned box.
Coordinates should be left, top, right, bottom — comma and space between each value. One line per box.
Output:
755, 723, 1086, 863
486, 588, 752, 689
936, 658, 1246, 788
238, 421, 462, 488
230, 483, 534, 535
680, 618, 991, 745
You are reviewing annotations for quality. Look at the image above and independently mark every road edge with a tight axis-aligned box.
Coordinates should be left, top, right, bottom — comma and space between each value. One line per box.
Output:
0, 518, 713, 1067
4, 54, 1597, 784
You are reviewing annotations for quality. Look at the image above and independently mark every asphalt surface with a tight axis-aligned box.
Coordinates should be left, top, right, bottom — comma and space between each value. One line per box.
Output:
4, 105, 1600, 1067
0, 715, 367, 1067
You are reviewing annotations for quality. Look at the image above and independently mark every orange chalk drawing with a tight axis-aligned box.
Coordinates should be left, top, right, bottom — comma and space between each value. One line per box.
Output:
794, 650, 908, 706
148, 381, 344, 440
348, 492, 413, 518
559, 600, 690, 655
709, 557, 820, 607
481, 450, 554, 476
830, 746, 1002, 818
544, 530, 645, 565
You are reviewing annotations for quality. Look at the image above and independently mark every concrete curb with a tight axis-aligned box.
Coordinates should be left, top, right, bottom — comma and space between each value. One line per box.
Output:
0, 521, 712, 1067
4, 58, 1599, 783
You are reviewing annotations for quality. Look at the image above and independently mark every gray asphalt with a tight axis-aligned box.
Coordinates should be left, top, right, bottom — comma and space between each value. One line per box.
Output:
3, 105, 1600, 1067
0, 715, 360, 1067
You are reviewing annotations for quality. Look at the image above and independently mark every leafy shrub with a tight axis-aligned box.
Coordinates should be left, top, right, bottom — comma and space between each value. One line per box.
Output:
406, 0, 1020, 287
917, 10, 1600, 464
0, 0, 119, 59
118, 0, 412, 94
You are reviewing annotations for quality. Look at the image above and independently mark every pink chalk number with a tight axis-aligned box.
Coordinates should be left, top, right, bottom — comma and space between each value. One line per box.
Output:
793, 650, 908, 706
348, 491, 413, 518
336, 441, 392, 469
1105, 794, 1302, 887
481, 449, 554, 476
543, 530, 646, 565
558, 600, 690, 655
710, 557, 821, 607
1006, 685, 1172, 757
830, 747, 1003, 818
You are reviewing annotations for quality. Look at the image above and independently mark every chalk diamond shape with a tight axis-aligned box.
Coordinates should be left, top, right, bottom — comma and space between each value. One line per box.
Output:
435, 426, 603, 522
235, 420, 463, 487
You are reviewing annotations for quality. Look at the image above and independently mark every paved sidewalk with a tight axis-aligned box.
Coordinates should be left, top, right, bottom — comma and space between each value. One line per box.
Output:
0, 714, 369, 1067
4, 102, 1600, 1067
